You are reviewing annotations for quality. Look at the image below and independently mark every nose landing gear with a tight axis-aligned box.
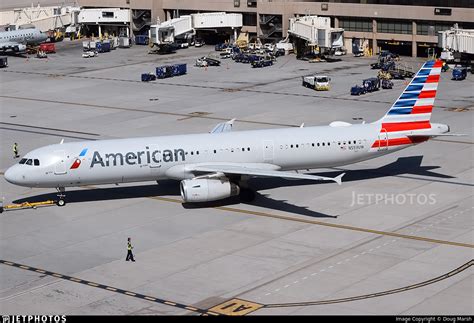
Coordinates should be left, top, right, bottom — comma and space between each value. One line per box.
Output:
56, 187, 66, 206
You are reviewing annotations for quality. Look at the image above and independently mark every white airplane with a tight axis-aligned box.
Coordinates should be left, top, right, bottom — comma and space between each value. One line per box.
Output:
4, 60, 456, 206
0, 27, 48, 53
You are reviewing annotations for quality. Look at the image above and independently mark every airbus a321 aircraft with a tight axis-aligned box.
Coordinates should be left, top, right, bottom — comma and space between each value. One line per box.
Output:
5, 60, 456, 206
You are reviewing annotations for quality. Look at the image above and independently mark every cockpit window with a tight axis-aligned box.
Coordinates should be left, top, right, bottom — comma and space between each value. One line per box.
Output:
34, 159, 40, 166
19, 158, 27, 164
26, 159, 33, 165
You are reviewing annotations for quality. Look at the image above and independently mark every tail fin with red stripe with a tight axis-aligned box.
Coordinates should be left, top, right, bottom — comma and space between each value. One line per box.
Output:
374, 59, 442, 127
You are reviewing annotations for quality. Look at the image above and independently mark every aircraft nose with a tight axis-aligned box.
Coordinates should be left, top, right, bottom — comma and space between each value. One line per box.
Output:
4, 165, 22, 185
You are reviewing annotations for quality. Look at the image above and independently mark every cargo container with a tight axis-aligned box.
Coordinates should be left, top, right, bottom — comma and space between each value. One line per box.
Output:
96, 41, 111, 53
118, 37, 131, 48
172, 63, 187, 76
156, 66, 172, 79
39, 43, 56, 53
156, 64, 187, 79
135, 35, 149, 45
102, 41, 111, 52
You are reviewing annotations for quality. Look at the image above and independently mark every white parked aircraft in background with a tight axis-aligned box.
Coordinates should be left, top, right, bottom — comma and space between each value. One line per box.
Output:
4, 60, 457, 205
0, 27, 47, 53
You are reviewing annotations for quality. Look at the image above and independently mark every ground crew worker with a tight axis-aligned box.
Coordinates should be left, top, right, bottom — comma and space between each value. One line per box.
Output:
126, 237, 135, 262
13, 143, 19, 158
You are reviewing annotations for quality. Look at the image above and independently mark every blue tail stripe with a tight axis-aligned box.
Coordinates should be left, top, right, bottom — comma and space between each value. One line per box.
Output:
423, 61, 435, 68
399, 92, 420, 100
394, 99, 417, 108
417, 69, 431, 76
388, 108, 413, 115
412, 76, 427, 84
406, 84, 423, 91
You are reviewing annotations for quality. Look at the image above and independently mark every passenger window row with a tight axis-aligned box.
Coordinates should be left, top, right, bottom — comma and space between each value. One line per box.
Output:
19, 158, 40, 166
280, 140, 363, 150
212, 147, 251, 154
280, 142, 331, 149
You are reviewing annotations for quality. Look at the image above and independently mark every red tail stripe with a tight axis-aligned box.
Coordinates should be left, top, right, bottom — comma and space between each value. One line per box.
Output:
418, 90, 436, 98
433, 60, 443, 68
411, 105, 433, 114
426, 75, 440, 83
382, 121, 431, 132
371, 136, 430, 148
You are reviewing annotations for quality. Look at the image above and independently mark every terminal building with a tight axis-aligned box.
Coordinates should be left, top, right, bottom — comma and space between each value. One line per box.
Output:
66, 1, 474, 56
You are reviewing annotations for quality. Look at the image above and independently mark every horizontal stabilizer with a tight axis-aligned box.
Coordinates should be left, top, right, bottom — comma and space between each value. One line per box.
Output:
408, 133, 467, 138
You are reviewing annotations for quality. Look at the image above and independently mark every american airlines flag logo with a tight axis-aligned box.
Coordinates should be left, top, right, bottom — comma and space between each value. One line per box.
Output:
70, 148, 88, 169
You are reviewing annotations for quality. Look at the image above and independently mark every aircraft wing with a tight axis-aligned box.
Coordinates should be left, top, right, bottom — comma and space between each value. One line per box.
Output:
190, 164, 345, 185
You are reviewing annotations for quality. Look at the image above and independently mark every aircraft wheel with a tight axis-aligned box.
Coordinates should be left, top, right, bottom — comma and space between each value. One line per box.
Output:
57, 199, 66, 207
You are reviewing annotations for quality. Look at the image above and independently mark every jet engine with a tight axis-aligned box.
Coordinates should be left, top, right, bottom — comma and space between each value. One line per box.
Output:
15, 44, 27, 52
180, 178, 240, 203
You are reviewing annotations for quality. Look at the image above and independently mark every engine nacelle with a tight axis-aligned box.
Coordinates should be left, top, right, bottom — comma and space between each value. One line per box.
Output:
180, 178, 240, 203
15, 44, 27, 52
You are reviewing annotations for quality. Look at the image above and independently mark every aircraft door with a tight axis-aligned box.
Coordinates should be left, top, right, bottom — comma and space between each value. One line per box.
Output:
54, 150, 67, 175
147, 145, 162, 176
378, 129, 388, 151
263, 140, 274, 163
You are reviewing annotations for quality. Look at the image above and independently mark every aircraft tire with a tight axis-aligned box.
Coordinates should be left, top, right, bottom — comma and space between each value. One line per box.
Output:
57, 199, 66, 207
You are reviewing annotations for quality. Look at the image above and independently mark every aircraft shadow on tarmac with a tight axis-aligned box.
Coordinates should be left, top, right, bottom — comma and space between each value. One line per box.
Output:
13, 156, 463, 219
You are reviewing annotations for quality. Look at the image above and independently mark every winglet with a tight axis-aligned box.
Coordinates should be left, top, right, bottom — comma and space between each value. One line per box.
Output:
59, 139, 64, 144
210, 118, 235, 133
334, 173, 345, 185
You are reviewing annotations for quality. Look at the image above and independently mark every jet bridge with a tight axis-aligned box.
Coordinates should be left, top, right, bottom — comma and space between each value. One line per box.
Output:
288, 15, 344, 52
149, 12, 242, 46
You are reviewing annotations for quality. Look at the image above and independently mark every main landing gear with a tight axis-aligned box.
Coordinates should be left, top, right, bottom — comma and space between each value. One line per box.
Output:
56, 187, 66, 206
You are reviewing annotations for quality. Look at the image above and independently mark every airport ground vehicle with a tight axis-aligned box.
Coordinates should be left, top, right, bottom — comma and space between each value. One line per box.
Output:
194, 38, 205, 47
350, 85, 366, 95
203, 57, 220, 66
141, 73, 156, 82
381, 79, 393, 89
36, 50, 47, 58
82, 50, 97, 58
302, 75, 331, 90
39, 43, 56, 53
251, 56, 273, 68
452, 66, 467, 80
195, 57, 208, 67
196, 57, 220, 67
351, 77, 380, 95
362, 77, 380, 92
